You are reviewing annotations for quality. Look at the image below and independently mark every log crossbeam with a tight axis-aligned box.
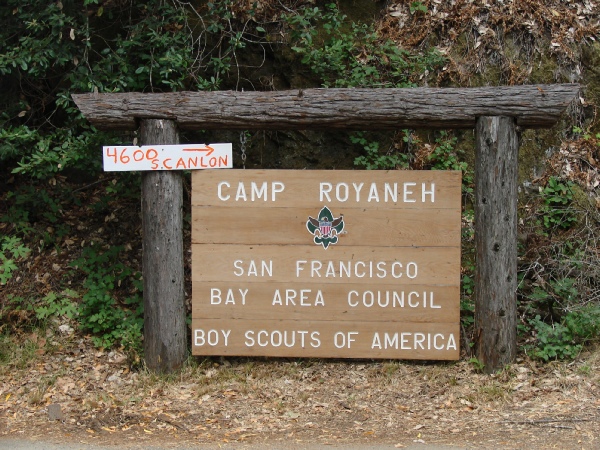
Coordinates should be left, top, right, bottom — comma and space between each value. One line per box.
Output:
73, 84, 578, 131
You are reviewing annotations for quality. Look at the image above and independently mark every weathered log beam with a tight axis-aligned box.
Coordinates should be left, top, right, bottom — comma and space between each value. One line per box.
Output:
73, 84, 578, 131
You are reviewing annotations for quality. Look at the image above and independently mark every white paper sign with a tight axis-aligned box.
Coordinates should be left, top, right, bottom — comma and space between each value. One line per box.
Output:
102, 143, 232, 171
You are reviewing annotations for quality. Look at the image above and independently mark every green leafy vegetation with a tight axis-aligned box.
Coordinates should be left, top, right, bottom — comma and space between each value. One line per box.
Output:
70, 245, 143, 351
518, 170, 600, 360
540, 177, 578, 231
352, 132, 410, 170
287, 3, 443, 89
409, 2, 428, 15
460, 272, 475, 329
33, 291, 79, 323
573, 126, 600, 144
468, 357, 485, 372
528, 307, 600, 361
0, 236, 30, 285
0, 0, 256, 180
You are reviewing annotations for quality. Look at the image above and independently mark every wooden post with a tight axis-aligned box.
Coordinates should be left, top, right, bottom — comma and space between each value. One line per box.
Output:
474, 116, 518, 373
140, 119, 187, 372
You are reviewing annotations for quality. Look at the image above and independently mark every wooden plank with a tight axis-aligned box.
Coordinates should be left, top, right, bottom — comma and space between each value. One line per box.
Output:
191, 170, 462, 360
73, 84, 579, 131
474, 116, 518, 373
192, 206, 460, 247
192, 282, 459, 322
192, 170, 461, 210
191, 244, 460, 286
191, 319, 460, 359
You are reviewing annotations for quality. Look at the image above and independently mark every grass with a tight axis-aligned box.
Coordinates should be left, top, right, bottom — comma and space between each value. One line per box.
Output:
28, 374, 60, 405
0, 331, 45, 371
476, 382, 508, 403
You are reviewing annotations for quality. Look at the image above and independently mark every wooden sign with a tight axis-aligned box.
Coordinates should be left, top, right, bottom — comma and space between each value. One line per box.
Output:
191, 170, 461, 360
102, 143, 232, 171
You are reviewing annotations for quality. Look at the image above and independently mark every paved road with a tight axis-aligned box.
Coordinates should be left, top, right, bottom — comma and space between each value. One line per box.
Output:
0, 439, 467, 450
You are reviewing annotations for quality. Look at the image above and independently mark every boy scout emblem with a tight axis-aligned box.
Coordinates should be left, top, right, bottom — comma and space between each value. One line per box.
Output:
306, 206, 344, 249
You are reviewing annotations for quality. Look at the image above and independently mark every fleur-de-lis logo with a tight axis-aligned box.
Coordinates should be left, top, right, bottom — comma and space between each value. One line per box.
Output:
306, 206, 344, 249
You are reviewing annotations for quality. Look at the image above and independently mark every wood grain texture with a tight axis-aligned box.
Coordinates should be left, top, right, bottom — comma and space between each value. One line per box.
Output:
192, 282, 459, 322
73, 84, 578, 131
192, 244, 461, 286
140, 119, 187, 373
191, 319, 460, 359
192, 206, 460, 247
474, 116, 518, 373
192, 170, 461, 209
191, 170, 461, 360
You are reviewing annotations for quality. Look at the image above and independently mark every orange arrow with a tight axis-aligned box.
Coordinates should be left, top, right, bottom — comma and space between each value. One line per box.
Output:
183, 145, 214, 156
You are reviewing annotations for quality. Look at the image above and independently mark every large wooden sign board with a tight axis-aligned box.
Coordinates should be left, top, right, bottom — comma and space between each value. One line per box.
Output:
191, 170, 461, 360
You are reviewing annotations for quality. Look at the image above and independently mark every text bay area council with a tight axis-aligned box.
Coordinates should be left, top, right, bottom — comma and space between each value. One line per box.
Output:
209, 287, 443, 309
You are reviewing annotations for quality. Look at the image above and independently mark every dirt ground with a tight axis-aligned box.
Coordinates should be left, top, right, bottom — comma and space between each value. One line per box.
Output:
1, 333, 599, 450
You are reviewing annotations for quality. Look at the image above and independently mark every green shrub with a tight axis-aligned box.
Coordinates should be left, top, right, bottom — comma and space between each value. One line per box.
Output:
34, 291, 79, 323
70, 245, 143, 349
0, 236, 30, 285
0, 0, 244, 179
427, 131, 474, 194
528, 307, 600, 361
286, 3, 444, 89
540, 176, 578, 231
352, 132, 410, 170
460, 273, 475, 329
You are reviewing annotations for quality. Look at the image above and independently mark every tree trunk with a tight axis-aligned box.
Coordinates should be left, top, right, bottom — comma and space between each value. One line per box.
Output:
140, 119, 187, 373
474, 116, 518, 373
